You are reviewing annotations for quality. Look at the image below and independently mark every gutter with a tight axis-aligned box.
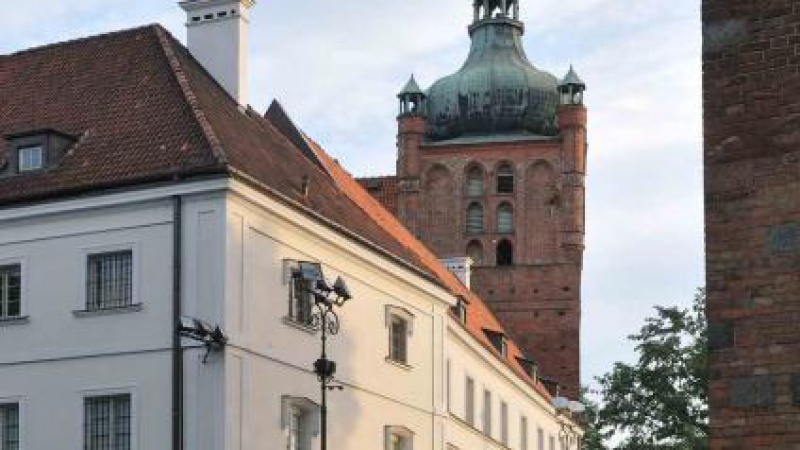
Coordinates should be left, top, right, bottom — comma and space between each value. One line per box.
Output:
172, 195, 184, 450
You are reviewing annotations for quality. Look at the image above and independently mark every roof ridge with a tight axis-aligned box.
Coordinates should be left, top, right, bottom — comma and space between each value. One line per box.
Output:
4, 23, 160, 58
153, 26, 229, 166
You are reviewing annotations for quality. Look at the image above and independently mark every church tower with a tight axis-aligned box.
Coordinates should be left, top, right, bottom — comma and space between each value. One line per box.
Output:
363, 0, 587, 397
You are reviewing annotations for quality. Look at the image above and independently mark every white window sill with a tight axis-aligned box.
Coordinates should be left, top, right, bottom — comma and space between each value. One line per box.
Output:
73, 304, 143, 318
282, 316, 317, 334
385, 357, 413, 371
0, 316, 30, 326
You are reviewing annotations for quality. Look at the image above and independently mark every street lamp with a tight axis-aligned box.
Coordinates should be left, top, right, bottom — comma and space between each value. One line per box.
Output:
293, 262, 352, 450
553, 396, 585, 449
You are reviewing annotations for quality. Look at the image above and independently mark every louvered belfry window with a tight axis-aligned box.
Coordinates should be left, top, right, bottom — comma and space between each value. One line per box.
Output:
466, 203, 484, 234
466, 166, 484, 197
86, 251, 133, 310
497, 203, 514, 233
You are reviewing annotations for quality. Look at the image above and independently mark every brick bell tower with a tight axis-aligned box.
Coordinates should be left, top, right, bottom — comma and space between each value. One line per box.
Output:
393, 0, 588, 397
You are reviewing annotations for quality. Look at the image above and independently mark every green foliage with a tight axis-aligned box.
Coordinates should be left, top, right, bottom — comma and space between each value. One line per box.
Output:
582, 290, 708, 450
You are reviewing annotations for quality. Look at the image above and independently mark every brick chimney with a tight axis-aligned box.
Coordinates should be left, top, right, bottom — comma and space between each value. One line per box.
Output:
179, 0, 255, 105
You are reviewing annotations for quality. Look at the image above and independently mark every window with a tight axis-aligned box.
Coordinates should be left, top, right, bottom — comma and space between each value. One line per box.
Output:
497, 203, 514, 233
0, 265, 21, 319
17, 145, 43, 172
497, 164, 514, 194
550, 435, 556, 450
84, 394, 131, 450
538, 428, 544, 450
288, 268, 314, 325
482, 389, 492, 436
466, 165, 484, 196
446, 359, 452, 412
385, 425, 414, 450
0, 403, 19, 450
451, 296, 468, 325
386, 306, 414, 366
465, 377, 475, 426
500, 401, 508, 445
521, 416, 529, 450
466, 240, 483, 265
86, 251, 133, 310
496, 240, 514, 267
466, 203, 484, 234
281, 396, 320, 450
484, 329, 507, 356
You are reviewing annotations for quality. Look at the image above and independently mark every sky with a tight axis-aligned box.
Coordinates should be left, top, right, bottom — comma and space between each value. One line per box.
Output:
0, 0, 704, 389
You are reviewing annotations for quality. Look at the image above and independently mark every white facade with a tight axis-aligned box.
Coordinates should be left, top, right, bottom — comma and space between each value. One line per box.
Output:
0, 179, 579, 449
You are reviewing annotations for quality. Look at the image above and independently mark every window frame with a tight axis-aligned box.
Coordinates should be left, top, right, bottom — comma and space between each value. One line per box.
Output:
82, 391, 135, 450
284, 260, 316, 328
0, 401, 20, 450
281, 396, 320, 450
500, 400, 509, 445
465, 165, 485, 197
496, 202, 515, 234
465, 376, 475, 426
466, 202, 485, 234
384, 425, 414, 450
521, 415, 529, 450
16, 145, 44, 173
385, 305, 415, 368
482, 388, 492, 437
77, 244, 140, 316
496, 239, 514, 267
496, 164, 515, 194
0, 261, 24, 322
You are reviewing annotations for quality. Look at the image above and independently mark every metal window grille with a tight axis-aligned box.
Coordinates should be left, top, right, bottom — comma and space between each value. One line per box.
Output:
17, 146, 43, 172
466, 203, 484, 234
465, 377, 475, 426
390, 316, 408, 364
0, 265, 21, 319
289, 277, 313, 324
84, 395, 131, 450
483, 390, 492, 436
86, 251, 133, 311
497, 165, 514, 194
466, 168, 484, 197
497, 203, 514, 233
0, 404, 19, 450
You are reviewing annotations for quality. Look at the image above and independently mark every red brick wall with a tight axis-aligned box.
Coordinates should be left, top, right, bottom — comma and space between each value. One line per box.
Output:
704, 1, 800, 448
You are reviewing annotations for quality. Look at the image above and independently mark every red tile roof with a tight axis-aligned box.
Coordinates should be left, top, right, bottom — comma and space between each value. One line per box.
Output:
0, 25, 552, 402
356, 176, 399, 215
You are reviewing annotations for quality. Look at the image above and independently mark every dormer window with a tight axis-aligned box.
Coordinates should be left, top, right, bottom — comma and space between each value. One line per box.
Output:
17, 145, 43, 172
483, 328, 508, 357
451, 296, 469, 325
516, 356, 539, 381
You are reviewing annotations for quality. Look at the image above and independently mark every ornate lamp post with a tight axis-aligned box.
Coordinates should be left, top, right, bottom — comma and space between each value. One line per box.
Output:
293, 262, 352, 450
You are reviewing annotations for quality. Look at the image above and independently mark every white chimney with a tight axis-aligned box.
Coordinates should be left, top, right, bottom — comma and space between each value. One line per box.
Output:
442, 257, 473, 289
179, 0, 255, 105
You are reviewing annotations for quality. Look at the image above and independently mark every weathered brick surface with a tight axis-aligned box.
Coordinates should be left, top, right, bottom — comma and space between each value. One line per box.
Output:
704, 0, 800, 448
384, 105, 587, 398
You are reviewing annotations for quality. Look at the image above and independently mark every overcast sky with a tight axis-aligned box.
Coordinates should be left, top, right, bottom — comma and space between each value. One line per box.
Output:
1, 0, 704, 389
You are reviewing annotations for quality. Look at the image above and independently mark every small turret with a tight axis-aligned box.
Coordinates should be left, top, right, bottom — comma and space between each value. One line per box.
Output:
558, 65, 587, 105
398, 75, 426, 117
473, 0, 520, 22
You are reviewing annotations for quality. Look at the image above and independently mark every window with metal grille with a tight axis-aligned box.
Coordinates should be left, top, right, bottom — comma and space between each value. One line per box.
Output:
390, 315, 408, 364
465, 377, 475, 426
86, 251, 133, 311
0, 403, 19, 450
84, 394, 131, 450
466, 203, 484, 234
289, 275, 314, 325
496, 164, 514, 194
497, 203, 514, 233
0, 265, 21, 319
482, 389, 492, 436
466, 166, 484, 197
17, 145, 43, 173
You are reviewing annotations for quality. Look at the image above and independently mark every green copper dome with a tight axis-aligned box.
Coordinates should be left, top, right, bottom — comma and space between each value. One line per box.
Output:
425, 14, 560, 141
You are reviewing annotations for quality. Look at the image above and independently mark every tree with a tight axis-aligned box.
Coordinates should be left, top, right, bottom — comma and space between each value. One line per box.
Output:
583, 290, 708, 450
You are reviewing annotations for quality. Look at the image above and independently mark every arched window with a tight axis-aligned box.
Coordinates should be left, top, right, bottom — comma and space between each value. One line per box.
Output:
466, 203, 484, 234
467, 240, 484, 265
497, 164, 515, 194
497, 203, 514, 233
497, 239, 514, 266
466, 165, 484, 197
